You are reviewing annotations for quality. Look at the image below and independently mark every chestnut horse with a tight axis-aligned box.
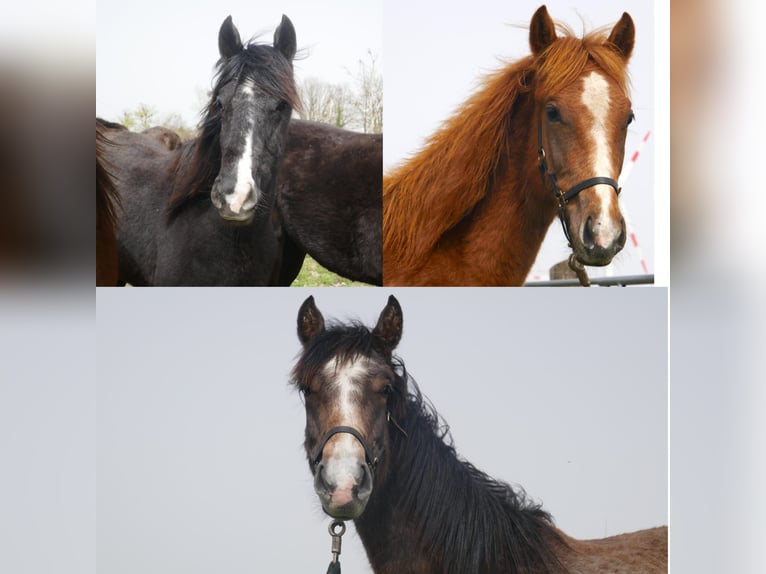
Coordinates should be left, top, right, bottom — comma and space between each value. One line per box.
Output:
292, 295, 667, 574
383, 6, 636, 285
96, 125, 120, 286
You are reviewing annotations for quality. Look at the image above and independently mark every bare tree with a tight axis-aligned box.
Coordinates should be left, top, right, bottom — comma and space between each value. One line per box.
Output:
299, 78, 352, 128
350, 50, 382, 134
297, 50, 382, 134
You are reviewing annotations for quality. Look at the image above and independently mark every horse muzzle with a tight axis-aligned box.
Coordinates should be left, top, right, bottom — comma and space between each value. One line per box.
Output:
210, 177, 258, 222
571, 210, 627, 266
313, 458, 373, 519
310, 426, 377, 519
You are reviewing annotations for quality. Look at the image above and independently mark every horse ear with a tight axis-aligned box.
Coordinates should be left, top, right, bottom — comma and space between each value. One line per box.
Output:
607, 12, 635, 61
297, 296, 325, 346
530, 5, 557, 55
274, 14, 297, 61
372, 295, 403, 355
219, 15, 243, 59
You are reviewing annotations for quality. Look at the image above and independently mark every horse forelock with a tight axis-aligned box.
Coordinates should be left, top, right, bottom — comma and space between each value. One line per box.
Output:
214, 41, 302, 115
532, 25, 631, 103
291, 322, 382, 392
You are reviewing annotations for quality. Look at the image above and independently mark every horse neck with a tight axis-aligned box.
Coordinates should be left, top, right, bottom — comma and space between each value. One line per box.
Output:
452, 143, 559, 285
353, 406, 566, 574
384, 79, 558, 285
166, 130, 221, 218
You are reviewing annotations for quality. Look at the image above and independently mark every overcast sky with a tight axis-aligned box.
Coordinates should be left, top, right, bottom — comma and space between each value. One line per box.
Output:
96, 287, 667, 574
383, 0, 658, 282
96, 0, 382, 127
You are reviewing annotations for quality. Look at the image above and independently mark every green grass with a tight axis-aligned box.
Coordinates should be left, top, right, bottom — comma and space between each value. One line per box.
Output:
291, 255, 371, 287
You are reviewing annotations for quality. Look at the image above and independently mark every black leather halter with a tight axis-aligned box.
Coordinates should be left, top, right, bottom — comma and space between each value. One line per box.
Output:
311, 426, 378, 473
537, 117, 621, 246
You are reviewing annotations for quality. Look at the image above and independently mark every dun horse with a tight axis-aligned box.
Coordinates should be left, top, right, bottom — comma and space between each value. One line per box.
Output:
101, 15, 299, 285
383, 6, 636, 285
292, 295, 667, 574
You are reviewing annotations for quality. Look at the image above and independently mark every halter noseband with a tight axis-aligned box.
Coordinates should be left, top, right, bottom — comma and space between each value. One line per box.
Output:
311, 426, 379, 473
536, 116, 621, 246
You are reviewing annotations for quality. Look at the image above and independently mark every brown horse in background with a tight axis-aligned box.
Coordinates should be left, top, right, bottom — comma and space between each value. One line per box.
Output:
96, 124, 120, 286
383, 6, 636, 285
292, 295, 668, 574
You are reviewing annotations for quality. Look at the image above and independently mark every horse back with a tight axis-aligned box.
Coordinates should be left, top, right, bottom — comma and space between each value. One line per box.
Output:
97, 122, 179, 285
560, 525, 668, 573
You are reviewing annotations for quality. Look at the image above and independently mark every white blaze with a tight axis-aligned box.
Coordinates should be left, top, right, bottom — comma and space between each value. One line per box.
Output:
580, 71, 619, 240
320, 357, 368, 495
227, 81, 258, 214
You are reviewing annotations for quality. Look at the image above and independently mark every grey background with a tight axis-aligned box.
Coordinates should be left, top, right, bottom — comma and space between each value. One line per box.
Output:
96, 287, 667, 573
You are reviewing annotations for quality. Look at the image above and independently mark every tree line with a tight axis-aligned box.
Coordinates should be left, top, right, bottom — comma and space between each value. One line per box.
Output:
117, 50, 382, 139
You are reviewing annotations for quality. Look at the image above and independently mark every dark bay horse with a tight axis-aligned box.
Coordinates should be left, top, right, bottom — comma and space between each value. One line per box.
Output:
383, 6, 636, 285
276, 120, 382, 285
292, 295, 668, 574
96, 124, 120, 286
102, 15, 299, 285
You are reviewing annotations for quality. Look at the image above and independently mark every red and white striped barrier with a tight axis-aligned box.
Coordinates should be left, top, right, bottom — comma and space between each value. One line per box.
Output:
618, 130, 651, 276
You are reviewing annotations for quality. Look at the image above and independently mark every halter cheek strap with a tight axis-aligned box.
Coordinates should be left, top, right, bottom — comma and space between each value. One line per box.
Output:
310, 414, 409, 475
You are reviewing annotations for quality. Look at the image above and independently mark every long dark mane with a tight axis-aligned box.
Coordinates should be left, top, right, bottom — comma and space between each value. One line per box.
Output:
166, 41, 302, 219
377, 358, 568, 574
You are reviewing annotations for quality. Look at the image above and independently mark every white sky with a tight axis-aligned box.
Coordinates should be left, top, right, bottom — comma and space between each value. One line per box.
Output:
96, 287, 667, 574
96, 0, 383, 127
384, 0, 660, 283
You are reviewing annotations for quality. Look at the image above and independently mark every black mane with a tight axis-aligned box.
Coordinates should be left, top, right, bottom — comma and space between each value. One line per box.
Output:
166, 40, 300, 219
375, 363, 568, 573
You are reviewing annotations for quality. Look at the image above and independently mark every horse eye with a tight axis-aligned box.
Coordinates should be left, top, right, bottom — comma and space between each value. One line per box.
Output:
381, 383, 394, 396
275, 100, 289, 113
545, 104, 562, 123
214, 97, 224, 112
301, 386, 312, 398
627, 112, 635, 126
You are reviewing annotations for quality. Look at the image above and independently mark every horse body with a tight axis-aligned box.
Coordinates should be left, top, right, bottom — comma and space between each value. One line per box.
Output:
103, 126, 282, 285
292, 295, 668, 574
383, 6, 635, 286
102, 15, 298, 286
276, 120, 382, 285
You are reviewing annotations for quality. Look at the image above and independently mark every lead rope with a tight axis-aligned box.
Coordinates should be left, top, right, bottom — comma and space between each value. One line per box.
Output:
568, 253, 591, 287
326, 520, 346, 574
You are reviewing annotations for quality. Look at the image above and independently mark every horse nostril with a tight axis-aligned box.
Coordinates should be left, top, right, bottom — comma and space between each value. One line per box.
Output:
583, 215, 595, 249
618, 217, 627, 248
314, 462, 334, 494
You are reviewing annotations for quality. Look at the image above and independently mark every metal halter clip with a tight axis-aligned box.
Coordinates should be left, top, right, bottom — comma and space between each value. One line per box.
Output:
329, 520, 346, 564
